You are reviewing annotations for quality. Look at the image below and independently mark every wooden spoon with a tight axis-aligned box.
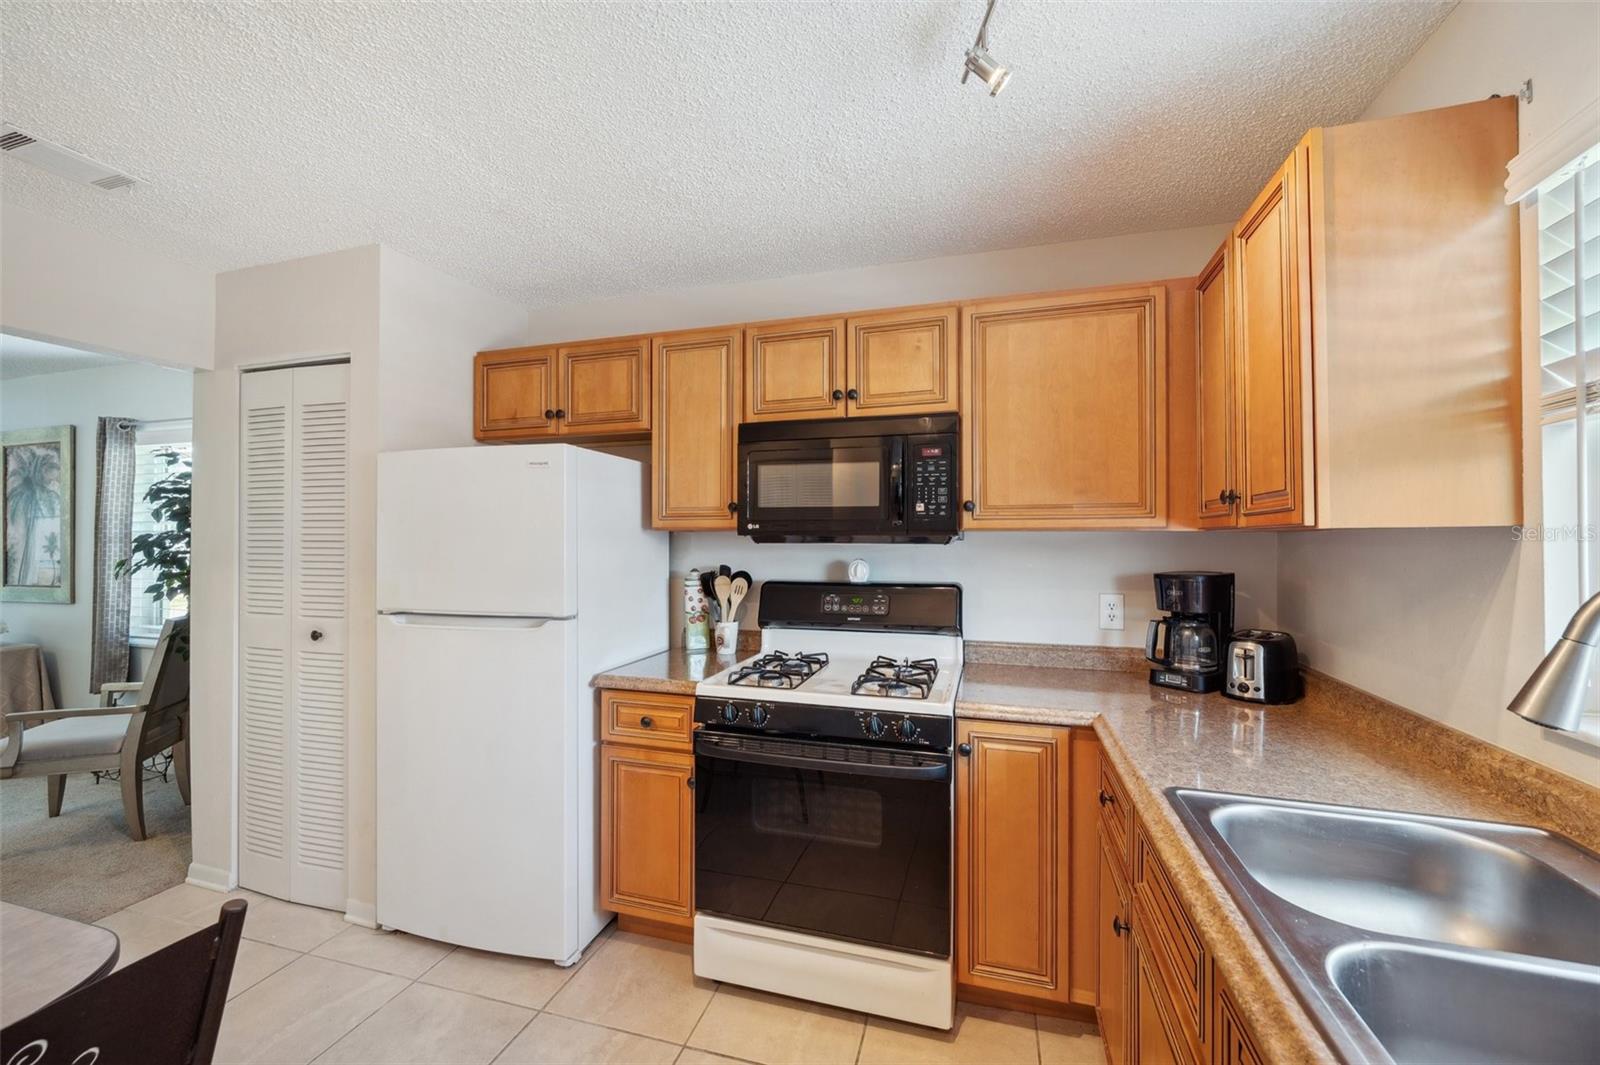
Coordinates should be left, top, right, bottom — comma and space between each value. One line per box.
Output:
713, 573, 733, 622
727, 575, 751, 622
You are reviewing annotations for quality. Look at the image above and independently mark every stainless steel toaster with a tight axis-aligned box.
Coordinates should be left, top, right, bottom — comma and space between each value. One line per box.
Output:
1225, 630, 1302, 704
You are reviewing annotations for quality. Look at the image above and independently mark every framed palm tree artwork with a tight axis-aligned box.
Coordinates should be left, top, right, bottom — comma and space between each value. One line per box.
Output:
3, 425, 74, 603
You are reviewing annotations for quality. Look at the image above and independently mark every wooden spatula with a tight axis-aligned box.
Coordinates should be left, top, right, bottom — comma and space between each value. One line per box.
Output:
713, 573, 734, 622
727, 574, 751, 622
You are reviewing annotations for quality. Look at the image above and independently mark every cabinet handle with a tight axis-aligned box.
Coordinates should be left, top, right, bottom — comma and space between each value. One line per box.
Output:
310, 630, 324, 642
1112, 915, 1130, 937
545, 409, 556, 419
1220, 489, 1240, 505
958, 742, 972, 756
555, 409, 566, 419
831, 389, 844, 402
639, 716, 654, 729
686, 777, 696, 790
728, 501, 738, 514
962, 500, 976, 513
847, 388, 860, 401
1098, 789, 1115, 807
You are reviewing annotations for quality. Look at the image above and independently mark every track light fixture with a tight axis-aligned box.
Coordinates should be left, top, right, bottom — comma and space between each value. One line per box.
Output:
961, 0, 1010, 96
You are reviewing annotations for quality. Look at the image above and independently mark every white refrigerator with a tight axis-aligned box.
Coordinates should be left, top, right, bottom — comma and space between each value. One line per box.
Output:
375, 444, 667, 964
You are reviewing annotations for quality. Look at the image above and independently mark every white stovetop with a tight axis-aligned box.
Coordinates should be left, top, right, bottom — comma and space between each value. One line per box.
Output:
695, 629, 963, 716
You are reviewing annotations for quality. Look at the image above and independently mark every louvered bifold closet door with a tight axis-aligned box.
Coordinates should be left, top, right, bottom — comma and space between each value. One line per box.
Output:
238, 363, 350, 911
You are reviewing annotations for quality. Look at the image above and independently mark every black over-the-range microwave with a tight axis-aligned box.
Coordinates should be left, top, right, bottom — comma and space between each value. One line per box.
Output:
736, 413, 959, 543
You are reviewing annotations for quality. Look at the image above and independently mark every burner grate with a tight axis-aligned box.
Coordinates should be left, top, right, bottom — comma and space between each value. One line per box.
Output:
850, 656, 939, 699
727, 650, 830, 690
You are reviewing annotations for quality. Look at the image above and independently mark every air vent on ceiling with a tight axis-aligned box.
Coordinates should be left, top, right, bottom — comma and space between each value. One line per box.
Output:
0, 123, 139, 192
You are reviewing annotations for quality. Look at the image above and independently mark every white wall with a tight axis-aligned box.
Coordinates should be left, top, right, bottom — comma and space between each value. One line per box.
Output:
377, 247, 527, 451
0, 201, 215, 371
528, 224, 1231, 342
0, 360, 193, 709
672, 533, 1278, 648
189, 245, 381, 904
1278, 0, 1600, 783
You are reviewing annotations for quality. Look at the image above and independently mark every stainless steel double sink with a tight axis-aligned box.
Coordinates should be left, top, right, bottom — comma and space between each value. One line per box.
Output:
1169, 789, 1600, 1064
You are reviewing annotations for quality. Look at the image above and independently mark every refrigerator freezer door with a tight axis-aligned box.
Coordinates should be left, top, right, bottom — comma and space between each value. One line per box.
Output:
377, 612, 580, 960
377, 446, 574, 617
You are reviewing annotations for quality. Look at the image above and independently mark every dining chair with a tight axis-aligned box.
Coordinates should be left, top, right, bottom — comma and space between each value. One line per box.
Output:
0, 899, 246, 1065
0, 617, 190, 840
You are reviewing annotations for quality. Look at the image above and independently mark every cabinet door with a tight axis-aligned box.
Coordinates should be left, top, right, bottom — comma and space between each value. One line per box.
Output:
475, 348, 558, 440
557, 338, 651, 435
1098, 843, 1132, 1065
961, 288, 1167, 528
1133, 926, 1197, 1065
601, 744, 694, 924
1232, 144, 1312, 527
1211, 974, 1267, 1065
1194, 244, 1236, 527
846, 306, 958, 415
955, 719, 1071, 1005
652, 330, 742, 529
745, 317, 845, 421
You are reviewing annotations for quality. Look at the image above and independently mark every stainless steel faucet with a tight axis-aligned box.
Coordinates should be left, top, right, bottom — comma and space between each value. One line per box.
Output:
1508, 590, 1600, 732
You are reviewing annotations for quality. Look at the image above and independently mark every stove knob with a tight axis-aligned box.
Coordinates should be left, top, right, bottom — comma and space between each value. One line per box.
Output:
898, 718, 918, 741
866, 714, 886, 738
721, 703, 740, 724
751, 705, 769, 727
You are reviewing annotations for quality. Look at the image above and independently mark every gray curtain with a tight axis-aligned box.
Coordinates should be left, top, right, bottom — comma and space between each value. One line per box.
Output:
90, 417, 137, 695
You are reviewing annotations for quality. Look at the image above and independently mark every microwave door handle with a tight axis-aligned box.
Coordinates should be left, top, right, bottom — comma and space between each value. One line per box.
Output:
890, 438, 905, 527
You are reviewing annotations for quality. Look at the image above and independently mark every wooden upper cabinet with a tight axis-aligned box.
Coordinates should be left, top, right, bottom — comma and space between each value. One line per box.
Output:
475, 347, 558, 440
745, 317, 845, 421
961, 288, 1167, 528
652, 329, 742, 529
1194, 245, 1236, 528
558, 337, 651, 435
846, 306, 958, 415
1231, 143, 1312, 528
955, 719, 1071, 1006
601, 743, 694, 925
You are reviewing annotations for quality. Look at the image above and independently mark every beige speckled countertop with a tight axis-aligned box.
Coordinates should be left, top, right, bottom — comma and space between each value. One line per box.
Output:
595, 646, 1600, 1064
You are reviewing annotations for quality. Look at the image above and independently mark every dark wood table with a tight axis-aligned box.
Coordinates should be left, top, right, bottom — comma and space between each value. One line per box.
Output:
0, 902, 119, 1026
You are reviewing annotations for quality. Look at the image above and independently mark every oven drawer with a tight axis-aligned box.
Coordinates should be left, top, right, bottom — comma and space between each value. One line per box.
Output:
602, 689, 694, 749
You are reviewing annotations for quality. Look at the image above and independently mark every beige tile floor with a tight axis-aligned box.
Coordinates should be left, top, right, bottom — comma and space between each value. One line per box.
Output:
99, 884, 1105, 1065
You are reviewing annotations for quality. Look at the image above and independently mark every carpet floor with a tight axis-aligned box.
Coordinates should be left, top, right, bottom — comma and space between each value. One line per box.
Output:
0, 771, 190, 922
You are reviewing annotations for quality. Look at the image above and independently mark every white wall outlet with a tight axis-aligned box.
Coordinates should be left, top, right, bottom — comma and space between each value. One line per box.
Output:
1099, 592, 1125, 631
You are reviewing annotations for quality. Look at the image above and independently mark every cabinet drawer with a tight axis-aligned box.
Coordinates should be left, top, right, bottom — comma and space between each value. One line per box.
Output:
1098, 752, 1133, 876
1134, 824, 1206, 1048
1211, 970, 1266, 1065
601, 689, 694, 749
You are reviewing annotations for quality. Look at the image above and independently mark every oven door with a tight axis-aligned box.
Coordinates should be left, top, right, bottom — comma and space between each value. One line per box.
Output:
693, 731, 951, 958
738, 434, 903, 541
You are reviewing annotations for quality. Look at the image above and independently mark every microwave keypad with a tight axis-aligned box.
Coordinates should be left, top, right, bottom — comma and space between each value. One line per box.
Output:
910, 448, 951, 521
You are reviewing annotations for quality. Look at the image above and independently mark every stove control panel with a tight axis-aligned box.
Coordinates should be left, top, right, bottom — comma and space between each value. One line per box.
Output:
695, 697, 953, 751
822, 591, 890, 616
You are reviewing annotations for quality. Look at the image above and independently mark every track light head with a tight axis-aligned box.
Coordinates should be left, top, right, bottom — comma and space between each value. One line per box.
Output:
960, 0, 1010, 97
962, 44, 1010, 96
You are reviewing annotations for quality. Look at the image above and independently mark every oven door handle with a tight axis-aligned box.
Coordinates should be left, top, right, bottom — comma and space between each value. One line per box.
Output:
695, 734, 952, 782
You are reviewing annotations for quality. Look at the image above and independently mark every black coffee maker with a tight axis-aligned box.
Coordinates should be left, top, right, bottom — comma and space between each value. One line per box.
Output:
1146, 572, 1235, 693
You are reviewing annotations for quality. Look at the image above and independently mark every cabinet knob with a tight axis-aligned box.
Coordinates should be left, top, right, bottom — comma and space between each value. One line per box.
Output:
555, 409, 566, 419
847, 388, 860, 401
958, 742, 972, 756
728, 501, 738, 514
1098, 789, 1115, 807
962, 500, 976, 513
545, 409, 556, 419
1112, 915, 1130, 937
310, 630, 324, 642
686, 777, 696, 790
639, 716, 654, 729
831, 389, 844, 402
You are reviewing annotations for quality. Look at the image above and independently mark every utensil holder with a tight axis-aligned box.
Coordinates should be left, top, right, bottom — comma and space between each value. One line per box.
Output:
714, 621, 741, 658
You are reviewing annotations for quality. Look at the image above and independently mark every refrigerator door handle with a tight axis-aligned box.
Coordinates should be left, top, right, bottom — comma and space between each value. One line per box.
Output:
379, 613, 565, 629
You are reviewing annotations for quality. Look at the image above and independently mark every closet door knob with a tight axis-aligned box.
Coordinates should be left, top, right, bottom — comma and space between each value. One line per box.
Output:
310, 630, 324, 642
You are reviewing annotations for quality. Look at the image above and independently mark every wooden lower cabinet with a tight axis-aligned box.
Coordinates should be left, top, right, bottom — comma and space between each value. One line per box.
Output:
1096, 751, 1266, 1065
1097, 841, 1132, 1065
598, 689, 695, 933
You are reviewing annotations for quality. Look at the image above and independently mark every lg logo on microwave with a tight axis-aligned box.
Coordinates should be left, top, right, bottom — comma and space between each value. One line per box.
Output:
746, 523, 760, 530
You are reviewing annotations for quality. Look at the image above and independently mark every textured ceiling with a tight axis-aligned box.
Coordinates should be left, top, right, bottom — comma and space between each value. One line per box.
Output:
1, 1, 1453, 306
0, 333, 127, 380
